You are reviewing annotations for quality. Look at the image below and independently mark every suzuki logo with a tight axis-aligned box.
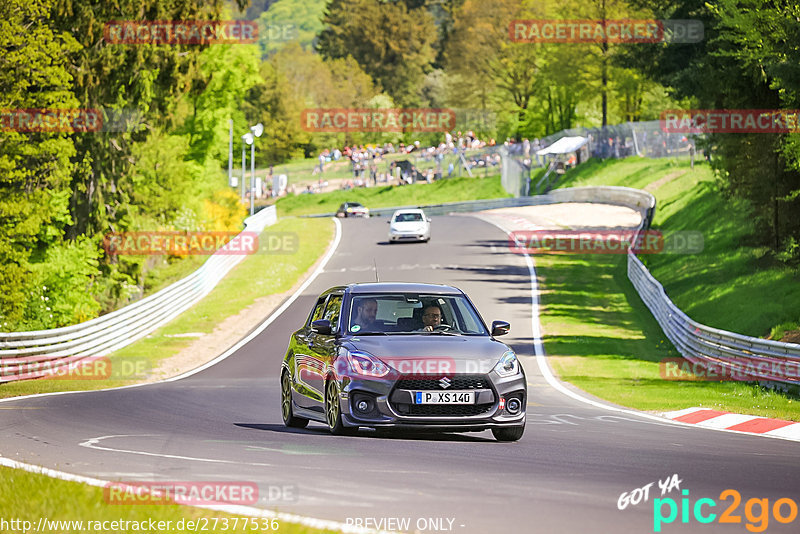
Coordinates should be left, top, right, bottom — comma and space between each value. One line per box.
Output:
439, 377, 452, 389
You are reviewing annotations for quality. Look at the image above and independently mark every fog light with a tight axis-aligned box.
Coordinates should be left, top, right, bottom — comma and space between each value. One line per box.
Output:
506, 398, 521, 414
356, 400, 370, 413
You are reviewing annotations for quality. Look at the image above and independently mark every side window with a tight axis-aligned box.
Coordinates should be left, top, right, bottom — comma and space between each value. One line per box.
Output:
323, 294, 343, 332
307, 296, 326, 326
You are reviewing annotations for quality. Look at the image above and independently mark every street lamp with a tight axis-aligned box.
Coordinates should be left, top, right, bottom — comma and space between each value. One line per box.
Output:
241, 133, 253, 204
249, 123, 263, 216
239, 123, 264, 216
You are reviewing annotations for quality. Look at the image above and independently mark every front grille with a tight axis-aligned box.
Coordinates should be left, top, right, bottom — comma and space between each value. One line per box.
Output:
391, 374, 494, 417
395, 374, 489, 390
402, 403, 494, 416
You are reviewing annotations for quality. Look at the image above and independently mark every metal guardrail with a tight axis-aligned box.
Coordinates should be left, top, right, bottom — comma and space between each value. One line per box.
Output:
628, 252, 800, 388
0, 206, 278, 383
607, 191, 800, 389
306, 186, 655, 220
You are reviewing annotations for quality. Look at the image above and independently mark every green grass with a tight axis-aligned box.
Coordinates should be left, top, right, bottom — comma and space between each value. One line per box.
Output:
0, 466, 335, 534
0, 217, 334, 400
276, 174, 510, 217
539, 156, 800, 420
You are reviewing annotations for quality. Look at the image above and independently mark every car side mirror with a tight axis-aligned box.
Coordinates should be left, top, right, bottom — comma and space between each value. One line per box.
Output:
491, 320, 510, 336
311, 319, 332, 335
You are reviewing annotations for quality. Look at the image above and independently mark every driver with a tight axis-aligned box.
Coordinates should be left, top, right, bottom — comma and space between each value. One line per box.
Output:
419, 304, 443, 332
353, 298, 379, 331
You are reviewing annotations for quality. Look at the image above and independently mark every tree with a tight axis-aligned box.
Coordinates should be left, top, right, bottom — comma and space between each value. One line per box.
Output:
0, 0, 86, 328
317, 0, 437, 106
627, 0, 800, 263
444, 0, 538, 136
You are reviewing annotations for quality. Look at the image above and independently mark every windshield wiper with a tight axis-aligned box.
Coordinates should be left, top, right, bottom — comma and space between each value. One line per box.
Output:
350, 331, 388, 335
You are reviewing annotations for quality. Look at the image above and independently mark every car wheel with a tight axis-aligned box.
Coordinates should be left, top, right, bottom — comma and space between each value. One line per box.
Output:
492, 425, 525, 442
325, 380, 352, 435
281, 372, 308, 429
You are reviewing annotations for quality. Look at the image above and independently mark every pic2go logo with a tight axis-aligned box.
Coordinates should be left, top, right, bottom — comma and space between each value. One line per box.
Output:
653, 489, 798, 532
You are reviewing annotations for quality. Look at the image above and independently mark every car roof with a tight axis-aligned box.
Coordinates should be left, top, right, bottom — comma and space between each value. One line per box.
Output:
345, 282, 461, 295
392, 208, 425, 215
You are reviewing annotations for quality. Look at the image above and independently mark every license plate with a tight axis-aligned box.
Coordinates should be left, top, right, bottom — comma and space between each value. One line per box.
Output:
413, 390, 475, 404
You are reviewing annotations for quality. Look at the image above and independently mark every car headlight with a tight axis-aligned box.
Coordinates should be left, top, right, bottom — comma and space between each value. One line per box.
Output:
493, 351, 520, 377
345, 349, 391, 378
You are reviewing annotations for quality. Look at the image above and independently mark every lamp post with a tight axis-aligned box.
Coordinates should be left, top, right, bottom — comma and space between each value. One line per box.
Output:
241, 133, 251, 203
239, 123, 264, 215
249, 123, 263, 216
228, 119, 234, 186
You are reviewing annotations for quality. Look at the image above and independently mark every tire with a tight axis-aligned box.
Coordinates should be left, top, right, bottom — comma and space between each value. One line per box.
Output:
492, 425, 525, 442
325, 380, 353, 435
281, 372, 308, 429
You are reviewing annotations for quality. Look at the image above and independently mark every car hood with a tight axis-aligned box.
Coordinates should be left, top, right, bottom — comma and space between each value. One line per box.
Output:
342, 335, 509, 375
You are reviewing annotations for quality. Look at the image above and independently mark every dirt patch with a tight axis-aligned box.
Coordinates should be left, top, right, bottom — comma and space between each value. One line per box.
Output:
479, 202, 642, 230
777, 330, 800, 345
644, 170, 686, 192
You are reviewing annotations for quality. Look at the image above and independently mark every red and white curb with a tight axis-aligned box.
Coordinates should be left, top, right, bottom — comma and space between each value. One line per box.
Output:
662, 407, 800, 441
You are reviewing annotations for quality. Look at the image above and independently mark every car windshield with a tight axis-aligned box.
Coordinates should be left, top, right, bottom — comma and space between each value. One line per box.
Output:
347, 293, 487, 335
394, 213, 424, 222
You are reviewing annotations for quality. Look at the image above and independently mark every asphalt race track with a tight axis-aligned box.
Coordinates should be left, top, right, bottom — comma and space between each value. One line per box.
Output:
1, 215, 799, 533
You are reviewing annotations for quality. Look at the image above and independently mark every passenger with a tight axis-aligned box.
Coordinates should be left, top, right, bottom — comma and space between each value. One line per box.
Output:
353, 298, 379, 331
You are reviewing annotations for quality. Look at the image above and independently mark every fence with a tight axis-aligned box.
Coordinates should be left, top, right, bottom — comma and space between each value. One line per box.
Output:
597, 189, 800, 390
0, 206, 277, 383
501, 120, 701, 195
518, 186, 800, 389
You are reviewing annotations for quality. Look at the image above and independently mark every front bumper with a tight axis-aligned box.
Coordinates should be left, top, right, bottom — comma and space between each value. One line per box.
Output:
389, 230, 430, 241
338, 372, 526, 430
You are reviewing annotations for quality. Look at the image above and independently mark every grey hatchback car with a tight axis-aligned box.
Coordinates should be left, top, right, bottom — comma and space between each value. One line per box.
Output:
280, 283, 526, 441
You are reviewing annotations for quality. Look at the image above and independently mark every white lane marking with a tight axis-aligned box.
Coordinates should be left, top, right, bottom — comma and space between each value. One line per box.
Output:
0, 455, 391, 534
0, 219, 383, 533
165, 217, 342, 382
478, 215, 800, 443
79, 435, 274, 466
0, 217, 342, 404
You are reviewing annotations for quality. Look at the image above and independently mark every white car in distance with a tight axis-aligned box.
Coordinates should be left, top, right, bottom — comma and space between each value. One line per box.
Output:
387, 209, 431, 243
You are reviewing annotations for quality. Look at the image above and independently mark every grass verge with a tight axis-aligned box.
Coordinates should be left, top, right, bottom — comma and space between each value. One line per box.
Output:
0, 217, 334, 400
538, 156, 800, 420
276, 175, 510, 217
0, 466, 335, 534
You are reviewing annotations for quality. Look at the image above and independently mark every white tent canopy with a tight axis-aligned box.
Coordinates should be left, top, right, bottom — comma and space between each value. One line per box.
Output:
536, 136, 588, 156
